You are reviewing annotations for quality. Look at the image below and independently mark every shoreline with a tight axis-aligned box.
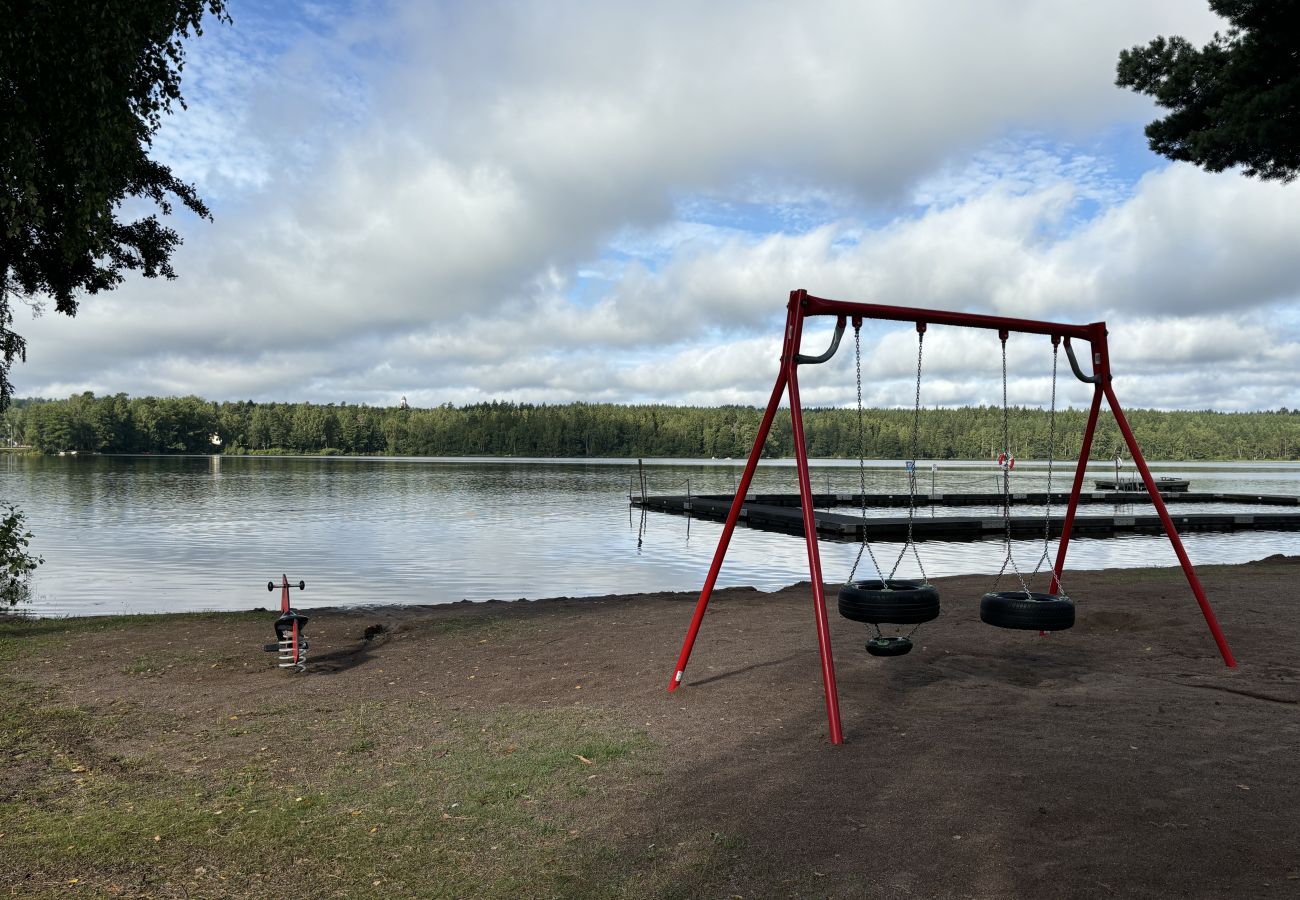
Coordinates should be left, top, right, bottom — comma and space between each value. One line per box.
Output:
11, 554, 1295, 624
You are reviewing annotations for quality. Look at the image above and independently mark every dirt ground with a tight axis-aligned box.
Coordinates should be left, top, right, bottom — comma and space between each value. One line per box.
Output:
12, 555, 1300, 898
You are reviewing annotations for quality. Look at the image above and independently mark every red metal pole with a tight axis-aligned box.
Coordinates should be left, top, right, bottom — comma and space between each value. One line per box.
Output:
785, 344, 844, 745
799, 292, 1099, 341
1103, 383, 1237, 667
667, 309, 796, 692
1050, 385, 1104, 594
280, 574, 300, 665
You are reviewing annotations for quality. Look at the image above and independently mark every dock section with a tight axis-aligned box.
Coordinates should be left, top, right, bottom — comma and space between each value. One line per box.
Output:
631, 491, 1300, 542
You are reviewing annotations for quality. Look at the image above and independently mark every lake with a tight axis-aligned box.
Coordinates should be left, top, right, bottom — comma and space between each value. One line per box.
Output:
3, 454, 1299, 617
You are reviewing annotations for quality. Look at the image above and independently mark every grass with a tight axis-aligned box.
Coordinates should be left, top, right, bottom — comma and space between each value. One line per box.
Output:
2, 702, 653, 896
0, 611, 267, 655
0, 610, 758, 899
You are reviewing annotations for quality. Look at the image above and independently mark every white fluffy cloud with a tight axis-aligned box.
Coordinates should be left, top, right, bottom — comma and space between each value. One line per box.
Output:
14, 0, 1300, 412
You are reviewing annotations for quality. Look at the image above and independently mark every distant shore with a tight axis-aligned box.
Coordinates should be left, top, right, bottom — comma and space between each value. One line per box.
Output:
11, 393, 1300, 460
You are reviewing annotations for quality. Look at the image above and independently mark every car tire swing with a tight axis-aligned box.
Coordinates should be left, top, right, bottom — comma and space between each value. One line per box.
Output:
980, 590, 1074, 630
837, 320, 940, 657
839, 579, 941, 655
980, 331, 1075, 633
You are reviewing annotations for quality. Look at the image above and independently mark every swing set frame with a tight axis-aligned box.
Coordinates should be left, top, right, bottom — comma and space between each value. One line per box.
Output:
667, 289, 1237, 745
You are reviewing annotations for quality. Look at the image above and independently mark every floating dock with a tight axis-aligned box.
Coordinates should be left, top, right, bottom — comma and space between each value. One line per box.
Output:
631, 491, 1300, 542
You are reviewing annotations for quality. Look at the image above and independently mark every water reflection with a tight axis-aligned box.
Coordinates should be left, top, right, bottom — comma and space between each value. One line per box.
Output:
4, 454, 1299, 617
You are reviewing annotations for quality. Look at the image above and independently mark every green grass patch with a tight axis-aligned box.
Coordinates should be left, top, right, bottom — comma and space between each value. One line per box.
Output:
0, 609, 761, 897
0, 670, 673, 898
1, 703, 661, 897
0, 609, 266, 647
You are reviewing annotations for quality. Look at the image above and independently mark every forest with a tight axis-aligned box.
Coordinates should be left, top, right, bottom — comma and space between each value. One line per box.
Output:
6, 393, 1300, 461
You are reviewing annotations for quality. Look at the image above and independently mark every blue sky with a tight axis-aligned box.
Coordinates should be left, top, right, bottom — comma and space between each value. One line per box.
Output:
14, 0, 1300, 411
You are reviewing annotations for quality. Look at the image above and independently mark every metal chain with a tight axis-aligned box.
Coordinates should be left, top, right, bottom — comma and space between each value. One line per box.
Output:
889, 329, 929, 584
992, 334, 1033, 596
909, 331, 924, 465
847, 323, 887, 585
869, 326, 933, 641
1029, 341, 1069, 598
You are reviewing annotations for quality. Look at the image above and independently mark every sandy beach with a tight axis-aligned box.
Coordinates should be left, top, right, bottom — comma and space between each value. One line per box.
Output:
3, 556, 1298, 898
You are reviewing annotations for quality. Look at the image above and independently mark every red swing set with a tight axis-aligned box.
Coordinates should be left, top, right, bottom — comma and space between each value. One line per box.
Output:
667, 289, 1237, 745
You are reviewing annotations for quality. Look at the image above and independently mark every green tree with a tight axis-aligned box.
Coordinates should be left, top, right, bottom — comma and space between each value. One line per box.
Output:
1116, 0, 1300, 182
0, 505, 41, 607
153, 395, 218, 452
0, 0, 231, 408
22, 402, 70, 452
217, 400, 252, 450
2, 1, 228, 605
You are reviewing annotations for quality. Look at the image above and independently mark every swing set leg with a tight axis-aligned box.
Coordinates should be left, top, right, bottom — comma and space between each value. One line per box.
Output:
1050, 386, 1103, 593
668, 295, 845, 744
787, 359, 844, 744
1051, 382, 1236, 668
667, 366, 788, 693
1104, 384, 1237, 668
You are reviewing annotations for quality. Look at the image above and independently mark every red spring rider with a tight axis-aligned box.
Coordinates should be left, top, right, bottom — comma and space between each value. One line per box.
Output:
268, 575, 308, 672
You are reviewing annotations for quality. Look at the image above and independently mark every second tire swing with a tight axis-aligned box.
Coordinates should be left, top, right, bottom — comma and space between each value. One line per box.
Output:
979, 330, 1075, 633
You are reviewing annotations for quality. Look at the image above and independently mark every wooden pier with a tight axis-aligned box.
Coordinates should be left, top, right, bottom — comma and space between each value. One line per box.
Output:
631, 491, 1300, 542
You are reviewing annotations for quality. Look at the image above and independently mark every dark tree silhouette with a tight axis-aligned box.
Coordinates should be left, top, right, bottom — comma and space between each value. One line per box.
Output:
1117, 0, 1300, 182
0, 0, 230, 408
1, 1, 228, 604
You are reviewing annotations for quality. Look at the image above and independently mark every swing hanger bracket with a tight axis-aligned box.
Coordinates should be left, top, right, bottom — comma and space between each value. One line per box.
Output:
793, 314, 847, 365
1063, 337, 1100, 384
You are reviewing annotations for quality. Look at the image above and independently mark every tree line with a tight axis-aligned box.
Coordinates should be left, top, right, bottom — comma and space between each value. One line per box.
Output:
7, 393, 1300, 461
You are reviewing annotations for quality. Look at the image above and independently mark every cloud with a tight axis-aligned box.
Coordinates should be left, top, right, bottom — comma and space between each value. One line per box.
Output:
13, 0, 1300, 414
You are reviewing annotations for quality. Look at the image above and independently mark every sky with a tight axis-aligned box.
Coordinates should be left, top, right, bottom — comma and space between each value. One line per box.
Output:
14, 0, 1300, 413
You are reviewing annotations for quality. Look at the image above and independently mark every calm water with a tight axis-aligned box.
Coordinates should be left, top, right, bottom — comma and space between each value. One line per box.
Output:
3, 454, 1299, 617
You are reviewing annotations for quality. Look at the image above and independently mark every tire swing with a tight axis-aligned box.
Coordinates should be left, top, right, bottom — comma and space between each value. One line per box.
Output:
838, 320, 940, 657
980, 332, 1075, 632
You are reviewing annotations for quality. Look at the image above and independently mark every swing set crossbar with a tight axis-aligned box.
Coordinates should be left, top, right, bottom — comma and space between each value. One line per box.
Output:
800, 292, 1101, 342
667, 289, 1237, 746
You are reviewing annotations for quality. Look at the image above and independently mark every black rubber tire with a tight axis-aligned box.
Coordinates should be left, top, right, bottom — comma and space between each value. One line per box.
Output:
866, 636, 914, 657
980, 591, 1075, 631
838, 580, 940, 625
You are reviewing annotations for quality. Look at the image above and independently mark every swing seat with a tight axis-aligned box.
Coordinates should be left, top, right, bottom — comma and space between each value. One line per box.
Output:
274, 609, 310, 642
838, 580, 940, 625
866, 636, 914, 657
980, 591, 1074, 631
